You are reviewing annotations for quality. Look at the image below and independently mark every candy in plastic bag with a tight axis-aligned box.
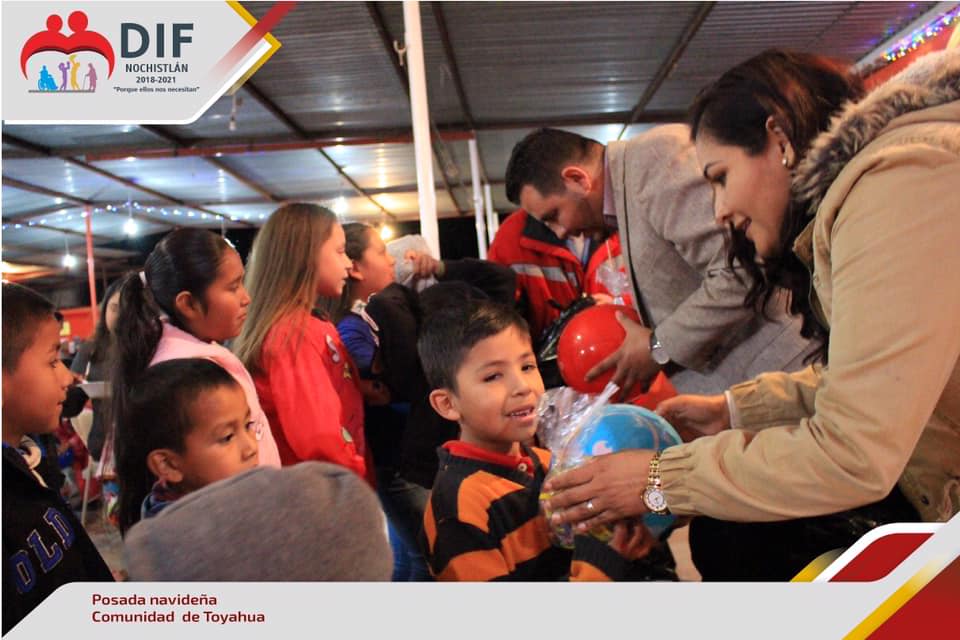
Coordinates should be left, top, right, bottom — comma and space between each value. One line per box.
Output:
537, 383, 681, 547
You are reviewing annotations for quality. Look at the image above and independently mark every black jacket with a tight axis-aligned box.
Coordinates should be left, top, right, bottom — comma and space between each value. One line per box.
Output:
3, 442, 113, 634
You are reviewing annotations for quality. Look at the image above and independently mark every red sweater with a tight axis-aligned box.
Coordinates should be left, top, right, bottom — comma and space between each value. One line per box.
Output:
252, 310, 370, 483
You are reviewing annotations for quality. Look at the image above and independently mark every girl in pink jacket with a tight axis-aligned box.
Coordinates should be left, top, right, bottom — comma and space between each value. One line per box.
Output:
111, 228, 281, 469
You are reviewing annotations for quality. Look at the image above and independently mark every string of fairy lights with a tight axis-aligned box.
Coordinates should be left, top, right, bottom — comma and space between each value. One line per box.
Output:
3, 197, 396, 269
882, 4, 960, 63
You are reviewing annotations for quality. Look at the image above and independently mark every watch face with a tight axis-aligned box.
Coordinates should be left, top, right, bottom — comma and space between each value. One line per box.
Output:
651, 348, 670, 365
643, 486, 668, 513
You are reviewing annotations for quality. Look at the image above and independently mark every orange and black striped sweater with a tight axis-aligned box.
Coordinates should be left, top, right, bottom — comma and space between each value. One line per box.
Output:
421, 442, 631, 581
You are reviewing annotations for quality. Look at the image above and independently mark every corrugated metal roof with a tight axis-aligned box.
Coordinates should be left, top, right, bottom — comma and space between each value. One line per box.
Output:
3, 0, 951, 289
447, 1, 702, 122
214, 149, 344, 198
242, 2, 411, 130
2, 124, 166, 152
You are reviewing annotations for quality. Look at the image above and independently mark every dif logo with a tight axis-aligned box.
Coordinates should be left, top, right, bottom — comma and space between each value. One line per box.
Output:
20, 10, 194, 95
121, 22, 193, 58
20, 11, 113, 93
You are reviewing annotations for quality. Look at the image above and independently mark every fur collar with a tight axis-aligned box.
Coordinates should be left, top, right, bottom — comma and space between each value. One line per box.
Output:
794, 48, 960, 216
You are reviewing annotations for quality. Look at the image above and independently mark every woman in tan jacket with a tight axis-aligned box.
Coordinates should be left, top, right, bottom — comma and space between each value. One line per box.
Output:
543, 48, 960, 580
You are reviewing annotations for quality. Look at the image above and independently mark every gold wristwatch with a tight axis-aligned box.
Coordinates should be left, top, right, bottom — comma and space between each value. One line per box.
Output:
642, 451, 670, 515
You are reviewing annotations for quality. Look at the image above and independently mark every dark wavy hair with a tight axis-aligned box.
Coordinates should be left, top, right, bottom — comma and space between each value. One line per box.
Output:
689, 49, 865, 362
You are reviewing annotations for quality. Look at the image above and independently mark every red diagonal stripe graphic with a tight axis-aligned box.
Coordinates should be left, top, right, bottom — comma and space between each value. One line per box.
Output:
210, 1, 296, 79
867, 556, 960, 638
829, 533, 933, 582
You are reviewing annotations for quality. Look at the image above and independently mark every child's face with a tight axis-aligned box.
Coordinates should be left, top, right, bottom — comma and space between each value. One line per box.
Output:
1, 317, 73, 443
171, 384, 259, 492
443, 325, 545, 455
190, 250, 251, 342
315, 223, 352, 297
351, 230, 396, 297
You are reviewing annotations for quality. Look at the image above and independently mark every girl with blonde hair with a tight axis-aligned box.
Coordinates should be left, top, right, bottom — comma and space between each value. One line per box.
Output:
233, 203, 370, 482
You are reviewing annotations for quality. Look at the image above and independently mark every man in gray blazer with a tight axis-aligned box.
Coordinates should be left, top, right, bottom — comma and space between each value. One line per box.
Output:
504, 125, 812, 395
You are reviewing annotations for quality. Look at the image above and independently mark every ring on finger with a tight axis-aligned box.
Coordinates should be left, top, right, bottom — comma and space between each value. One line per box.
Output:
586, 499, 596, 512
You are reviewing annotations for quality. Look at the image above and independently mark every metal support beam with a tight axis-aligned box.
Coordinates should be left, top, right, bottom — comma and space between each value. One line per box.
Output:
4, 203, 78, 220
4, 180, 510, 224
1, 216, 114, 242
140, 125, 283, 202
617, 1, 715, 140
404, 0, 441, 256
242, 82, 397, 221
2, 134, 254, 228
41, 110, 687, 163
367, 1, 465, 216
81, 128, 475, 162
431, 3, 475, 130
1, 175, 93, 205
2, 176, 172, 229
431, 2, 495, 191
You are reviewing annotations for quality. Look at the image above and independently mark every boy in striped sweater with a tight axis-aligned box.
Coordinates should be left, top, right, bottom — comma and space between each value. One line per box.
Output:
417, 299, 651, 581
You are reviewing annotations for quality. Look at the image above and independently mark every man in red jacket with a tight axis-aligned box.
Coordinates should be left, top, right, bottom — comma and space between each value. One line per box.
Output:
487, 209, 630, 341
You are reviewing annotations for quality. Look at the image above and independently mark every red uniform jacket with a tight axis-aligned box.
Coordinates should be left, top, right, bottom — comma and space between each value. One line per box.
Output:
584, 233, 634, 308
489, 210, 584, 341
252, 310, 371, 484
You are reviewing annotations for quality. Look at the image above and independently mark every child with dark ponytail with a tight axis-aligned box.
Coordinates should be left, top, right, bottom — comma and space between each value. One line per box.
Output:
111, 228, 280, 480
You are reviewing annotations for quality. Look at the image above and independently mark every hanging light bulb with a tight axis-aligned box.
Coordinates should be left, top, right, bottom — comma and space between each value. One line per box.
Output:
124, 200, 139, 236
332, 196, 348, 216
62, 241, 77, 268
379, 224, 394, 241
228, 94, 242, 132
62, 236, 77, 269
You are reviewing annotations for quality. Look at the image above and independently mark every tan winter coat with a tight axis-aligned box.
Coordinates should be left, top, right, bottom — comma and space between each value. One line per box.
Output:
660, 49, 960, 522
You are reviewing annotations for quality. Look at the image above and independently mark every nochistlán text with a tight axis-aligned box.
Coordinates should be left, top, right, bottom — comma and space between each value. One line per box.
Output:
124, 63, 189, 73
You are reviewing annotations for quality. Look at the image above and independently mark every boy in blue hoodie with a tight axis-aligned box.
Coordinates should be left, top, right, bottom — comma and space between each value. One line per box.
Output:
3, 283, 113, 634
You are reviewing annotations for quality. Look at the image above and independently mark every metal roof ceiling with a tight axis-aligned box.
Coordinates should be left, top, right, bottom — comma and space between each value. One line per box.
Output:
2, 0, 945, 291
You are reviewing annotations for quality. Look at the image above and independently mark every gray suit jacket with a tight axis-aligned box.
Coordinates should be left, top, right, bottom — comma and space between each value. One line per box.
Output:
608, 124, 813, 394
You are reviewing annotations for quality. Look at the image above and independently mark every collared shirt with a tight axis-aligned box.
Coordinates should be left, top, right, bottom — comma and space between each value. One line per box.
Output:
442, 440, 535, 477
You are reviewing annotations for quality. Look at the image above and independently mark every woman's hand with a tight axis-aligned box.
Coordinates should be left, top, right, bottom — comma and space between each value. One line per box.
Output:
656, 394, 730, 442
403, 250, 441, 279
543, 449, 654, 532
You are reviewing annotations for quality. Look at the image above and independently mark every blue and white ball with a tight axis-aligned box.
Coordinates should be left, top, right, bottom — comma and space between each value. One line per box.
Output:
543, 404, 682, 547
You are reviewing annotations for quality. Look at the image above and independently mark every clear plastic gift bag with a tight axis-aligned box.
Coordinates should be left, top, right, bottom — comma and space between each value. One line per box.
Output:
537, 383, 681, 548
595, 253, 631, 306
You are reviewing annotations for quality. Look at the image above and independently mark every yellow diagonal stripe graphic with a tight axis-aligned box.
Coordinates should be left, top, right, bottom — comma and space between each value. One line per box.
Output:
791, 548, 844, 582
225, 1, 283, 95
843, 558, 944, 640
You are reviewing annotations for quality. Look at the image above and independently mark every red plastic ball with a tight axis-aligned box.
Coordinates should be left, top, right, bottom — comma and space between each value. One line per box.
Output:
556, 304, 641, 394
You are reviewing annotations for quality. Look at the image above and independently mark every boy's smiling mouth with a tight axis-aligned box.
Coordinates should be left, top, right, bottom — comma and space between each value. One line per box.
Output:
506, 406, 535, 418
